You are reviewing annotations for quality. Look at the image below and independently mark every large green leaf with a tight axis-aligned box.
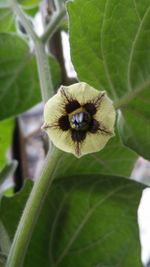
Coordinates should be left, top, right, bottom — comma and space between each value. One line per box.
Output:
0, 33, 40, 120
0, 119, 14, 171
0, 221, 11, 265
0, 0, 40, 8
0, 33, 60, 120
0, 8, 15, 32
118, 87, 150, 160
18, 0, 40, 8
54, 133, 138, 180
67, 0, 150, 159
0, 176, 144, 267
0, 180, 32, 240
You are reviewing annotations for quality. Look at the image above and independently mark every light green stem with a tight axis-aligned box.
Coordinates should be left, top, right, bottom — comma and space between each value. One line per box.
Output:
35, 40, 54, 101
9, 0, 53, 102
5, 148, 62, 267
41, 7, 66, 44
6, 1, 64, 267
54, 0, 63, 11
9, 0, 39, 44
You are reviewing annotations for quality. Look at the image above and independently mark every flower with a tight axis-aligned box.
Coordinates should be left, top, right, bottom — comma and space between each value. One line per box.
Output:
42, 82, 116, 158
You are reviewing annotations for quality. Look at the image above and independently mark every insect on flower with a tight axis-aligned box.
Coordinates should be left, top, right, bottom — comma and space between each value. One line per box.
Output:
42, 82, 116, 157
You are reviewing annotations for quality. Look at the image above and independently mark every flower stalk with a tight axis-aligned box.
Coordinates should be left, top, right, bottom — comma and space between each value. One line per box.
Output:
6, 1, 66, 267
5, 148, 62, 267
9, 0, 54, 102
41, 7, 66, 44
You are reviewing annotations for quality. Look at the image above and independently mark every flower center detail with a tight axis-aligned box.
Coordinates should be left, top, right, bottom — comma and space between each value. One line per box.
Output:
69, 108, 91, 131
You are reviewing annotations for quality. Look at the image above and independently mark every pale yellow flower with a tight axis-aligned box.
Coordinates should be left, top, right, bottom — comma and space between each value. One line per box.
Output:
42, 82, 116, 158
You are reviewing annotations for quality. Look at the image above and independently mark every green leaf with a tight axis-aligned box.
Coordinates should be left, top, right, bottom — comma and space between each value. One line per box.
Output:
68, 0, 108, 93
0, 33, 40, 120
0, 119, 14, 171
68, 0, 150, 98
55, 133, 138, 180
0, 8, 15, 32
18, 0, 40, 8
0, 161, 17, 186
0, 161, 17, 198
67, 0, 150, 159
0, 221, 11, 263
118, 87, 150, 160
0, 33, 60, 120
0, 180, 32, 240
0, 181, 32, 266
0, 176, 144, 267
0, 0, 40, 8
24, 6, 39, 17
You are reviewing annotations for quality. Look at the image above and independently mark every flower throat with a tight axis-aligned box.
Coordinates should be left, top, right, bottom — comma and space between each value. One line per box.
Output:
69, 108, 91, 131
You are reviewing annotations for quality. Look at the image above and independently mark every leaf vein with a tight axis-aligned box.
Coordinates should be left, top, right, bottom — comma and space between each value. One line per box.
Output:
127, 5, 150, 91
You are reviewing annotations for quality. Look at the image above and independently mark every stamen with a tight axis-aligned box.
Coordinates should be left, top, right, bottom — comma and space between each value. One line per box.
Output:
72, 115, 75, 123
79, 112, 84, 123
69, 109, 91, 131
75, 114, 79, 123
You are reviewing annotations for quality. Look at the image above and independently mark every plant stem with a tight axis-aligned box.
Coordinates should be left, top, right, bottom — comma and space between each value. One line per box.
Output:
9, 0, 39, 44
41, 7, 66, 44
53, 0, 63, 11
6, 2, 63, 267
9, 0, 54, 102
35, 40, 54, 101
5, 147, 62, 267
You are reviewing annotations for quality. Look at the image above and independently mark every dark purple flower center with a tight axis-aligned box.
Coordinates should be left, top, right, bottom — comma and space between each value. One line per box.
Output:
58, 103, 100, 142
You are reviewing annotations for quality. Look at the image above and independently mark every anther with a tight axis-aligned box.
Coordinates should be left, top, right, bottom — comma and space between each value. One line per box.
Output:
69, 109, 91, 131
78, 112, 83, 123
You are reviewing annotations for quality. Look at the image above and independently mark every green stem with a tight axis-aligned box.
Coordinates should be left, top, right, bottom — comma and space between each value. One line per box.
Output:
9, 0, 39, 44
53, 0, 64, 12
35, 40, 54, 101
5, 148, 62, 267
41, 7, 66, 44
10, 0, 53, 102
6, 2, 62, 267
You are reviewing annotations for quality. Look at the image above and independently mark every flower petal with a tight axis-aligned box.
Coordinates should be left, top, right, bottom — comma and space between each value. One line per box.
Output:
44, 90, 65, 125
61, 82, 101, 105
94, 94, 116, 132
78, 131, 113, 157
45, 127, 75, 154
